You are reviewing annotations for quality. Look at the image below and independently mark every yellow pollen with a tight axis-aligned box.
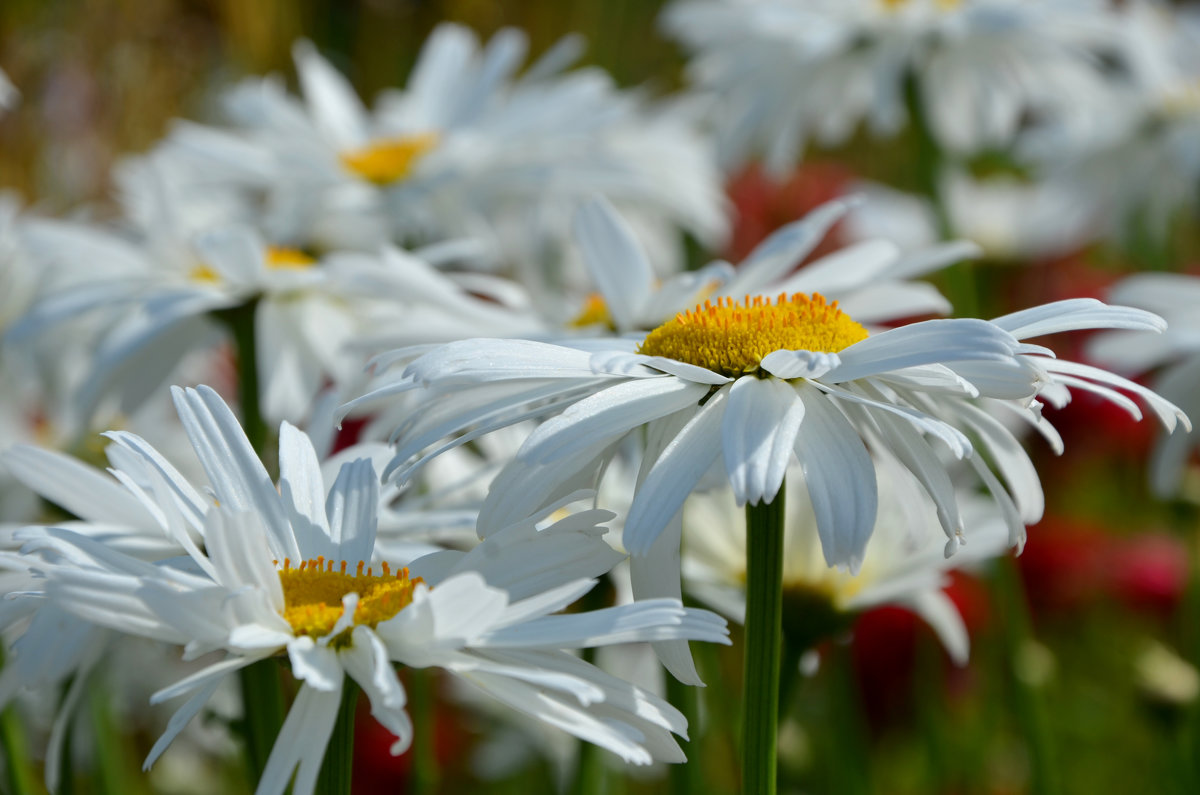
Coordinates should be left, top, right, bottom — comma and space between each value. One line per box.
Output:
265, 246, 316, 270
340, 133, 439, 185
277, 556, 422, 645
638, 292, 868, 377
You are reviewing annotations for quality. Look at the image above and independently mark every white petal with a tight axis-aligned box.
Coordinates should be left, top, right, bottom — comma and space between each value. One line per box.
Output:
722, 377, 805, 506
793, 388, 877, 573
324, 458, 378, 564
256, 683, 344, 795
288, 636, 343, 691
573, 197, 655, 330
623, 392, 727, 556
826, 319, 1018, 383
277, 422, 334, 558
519, 378, 708, 465
760, 350, 840, 380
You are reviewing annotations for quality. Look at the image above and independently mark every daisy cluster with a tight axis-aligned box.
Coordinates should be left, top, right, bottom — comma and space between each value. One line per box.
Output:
0, 3, 1196, 793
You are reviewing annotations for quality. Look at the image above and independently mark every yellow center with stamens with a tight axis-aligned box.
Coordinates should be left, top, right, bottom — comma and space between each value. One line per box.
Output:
278, 557, 422, 644
638, 292, 868, 377
341, 133, 440, 185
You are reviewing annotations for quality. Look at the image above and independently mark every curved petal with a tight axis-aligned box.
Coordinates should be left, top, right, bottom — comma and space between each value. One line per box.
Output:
722, 377, 804, 506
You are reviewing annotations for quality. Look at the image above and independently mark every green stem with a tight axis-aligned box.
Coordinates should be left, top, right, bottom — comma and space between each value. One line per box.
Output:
994, 557, 1059, 795
410, 668, 440, 795
667, 667, 702, 795
238, 659, 287, 784
316, 680, 359, 795
742, 487, 787, 795
0, 705, 41, 795
88, 679, 143, 795
214, 299, 266, 454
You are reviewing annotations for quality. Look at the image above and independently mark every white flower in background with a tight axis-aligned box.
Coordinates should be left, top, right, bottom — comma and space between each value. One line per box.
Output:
13, 386, 729, 793
1087, 274, 1200, 496
1027, 1, 1200, 240
7, 209, 536, 426
662, 0, 1122, 172
843, 173, 1098, 262
151, 24, 727, 292
682, 455, 1009, 663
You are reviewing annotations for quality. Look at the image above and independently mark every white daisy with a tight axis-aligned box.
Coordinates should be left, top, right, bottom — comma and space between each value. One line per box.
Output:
14, 386, 729, 793
662, 0, 1122, 171
150, 24, 727, 290
7, 210, 535, 426
1086, 274, 1200, 496
1026, 1, 1200, 240
843, 173, 1098, 263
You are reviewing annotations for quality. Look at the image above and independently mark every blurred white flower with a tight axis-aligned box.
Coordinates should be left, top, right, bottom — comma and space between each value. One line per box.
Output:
0, 67, 17, 112
148, 25, 728, 292
682, 455, 1009, 664
662, 0, 1122, 171
1087, 273, 1200, 496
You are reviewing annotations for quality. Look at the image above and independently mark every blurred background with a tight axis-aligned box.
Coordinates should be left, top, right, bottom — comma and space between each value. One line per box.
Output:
2, 2, 1200, 794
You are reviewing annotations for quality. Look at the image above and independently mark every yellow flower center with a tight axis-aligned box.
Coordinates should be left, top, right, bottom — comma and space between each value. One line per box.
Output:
340, 133, 439, 185
278, 557, 422, 644
569, 293, 614, 329
638, 292, 868, 377
265, 246, 316, 270
189, 264, 221, 284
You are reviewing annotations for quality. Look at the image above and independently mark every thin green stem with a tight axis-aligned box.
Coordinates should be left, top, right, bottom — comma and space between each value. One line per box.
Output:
667, 668, 702, 795
994, 557, 1059, 795
0, 647, 42, 795
316, 679, 359, 795
410, 668, 440, 795
214, 299, 266, 454
0, 705, 41, 795
742, 486, 787, 795
238, 656, 287, 783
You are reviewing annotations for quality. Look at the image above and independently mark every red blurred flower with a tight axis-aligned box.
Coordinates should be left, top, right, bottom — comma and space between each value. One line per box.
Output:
725, 161, 854, 263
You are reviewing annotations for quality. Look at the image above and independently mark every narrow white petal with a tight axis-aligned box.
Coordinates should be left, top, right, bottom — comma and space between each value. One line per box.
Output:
826, 319, 1018, 383
324, 458, 378, 564
793, 389, 877, 573
573, 197, 655, 330
623, 392, 726, 556
722, 377, 805, 506
288, 637, 343, 691
256, 683, 344, 795
277, 422, 334, 558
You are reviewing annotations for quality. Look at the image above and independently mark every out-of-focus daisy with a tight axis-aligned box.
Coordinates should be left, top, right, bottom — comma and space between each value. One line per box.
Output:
844, 173, 1098, 263
682, 455, 1009, 663
1028, 1, 1200, 240
1087, 273, 1200, 496
8, 212, 536, 426
152, 24, 727, 290
662, 0, 1121, 171
14, 386, 729, 792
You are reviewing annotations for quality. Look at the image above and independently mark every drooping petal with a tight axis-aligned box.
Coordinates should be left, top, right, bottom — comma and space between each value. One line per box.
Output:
722, 377, 805, 506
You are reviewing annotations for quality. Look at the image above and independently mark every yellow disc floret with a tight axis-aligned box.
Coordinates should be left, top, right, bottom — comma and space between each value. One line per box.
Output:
340, 133, 439, 185
266, 246, 316, 270
638, 292, 868, 377
278, 557, 422, 645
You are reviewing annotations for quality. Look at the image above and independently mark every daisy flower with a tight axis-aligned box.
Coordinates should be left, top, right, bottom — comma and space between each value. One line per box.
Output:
14, 386, 729, 793
7, 208, 535, 426
349, 287, 1187, 593
1086, 273, 1200, 496
661, 0, 1122, 171
151, 24, 727, 289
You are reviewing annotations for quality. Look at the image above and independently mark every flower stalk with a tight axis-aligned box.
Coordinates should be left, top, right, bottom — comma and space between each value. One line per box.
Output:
742, 484, 787, 795
316, 680, 359, 795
